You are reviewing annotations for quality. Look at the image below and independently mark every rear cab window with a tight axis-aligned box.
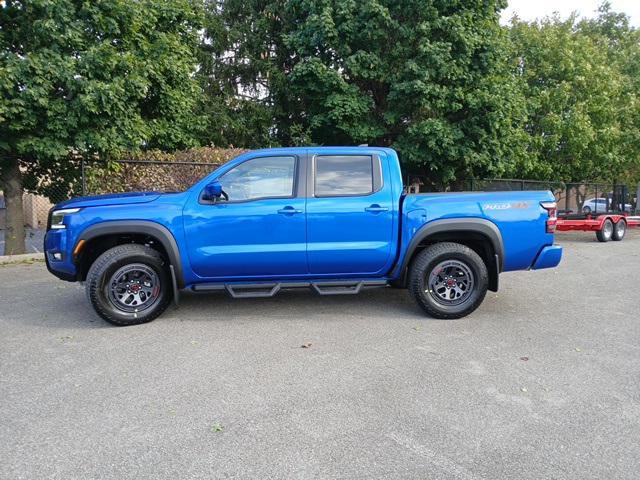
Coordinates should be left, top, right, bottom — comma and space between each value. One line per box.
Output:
314, 155, 381, 197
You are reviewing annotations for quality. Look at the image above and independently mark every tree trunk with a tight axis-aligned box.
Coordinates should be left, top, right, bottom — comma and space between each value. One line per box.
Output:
1, 157, 26, 255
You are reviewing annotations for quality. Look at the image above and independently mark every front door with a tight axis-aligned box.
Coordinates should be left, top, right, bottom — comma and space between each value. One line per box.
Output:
306, 152, 394, 275
183, 154, 307, 279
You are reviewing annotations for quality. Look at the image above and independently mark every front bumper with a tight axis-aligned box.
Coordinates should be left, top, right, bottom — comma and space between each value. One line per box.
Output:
531, 244, 563, 270
44, 229, 78, 282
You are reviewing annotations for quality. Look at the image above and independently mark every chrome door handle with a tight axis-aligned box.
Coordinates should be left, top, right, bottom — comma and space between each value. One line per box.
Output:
277, 207, 303, 215
365, 204, 389, 213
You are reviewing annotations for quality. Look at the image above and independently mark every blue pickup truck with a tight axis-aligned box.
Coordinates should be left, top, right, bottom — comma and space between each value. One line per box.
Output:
45, 147, 562, 326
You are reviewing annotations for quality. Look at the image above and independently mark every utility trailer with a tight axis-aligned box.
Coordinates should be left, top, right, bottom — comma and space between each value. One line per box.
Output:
555, 213, 640, 242
468, 178, 639, 242
553, 183, 639, 242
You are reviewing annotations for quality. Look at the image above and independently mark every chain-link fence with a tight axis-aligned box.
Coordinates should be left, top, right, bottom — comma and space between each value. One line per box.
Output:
560, 183, 638, 215
470, 178, 566, 194
3, 156, 640, 255
1, 152, 238, 255
470, 179, 639, 216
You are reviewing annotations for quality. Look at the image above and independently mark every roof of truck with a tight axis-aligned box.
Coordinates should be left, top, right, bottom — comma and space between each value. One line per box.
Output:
245, 146, 397, 156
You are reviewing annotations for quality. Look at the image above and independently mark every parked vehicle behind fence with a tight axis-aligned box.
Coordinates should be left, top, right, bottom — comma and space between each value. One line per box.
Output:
582, 197, 633, 214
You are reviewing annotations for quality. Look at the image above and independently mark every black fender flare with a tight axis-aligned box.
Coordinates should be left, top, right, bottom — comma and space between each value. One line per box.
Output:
393, 218, 504, 289
77, 220, 184, 287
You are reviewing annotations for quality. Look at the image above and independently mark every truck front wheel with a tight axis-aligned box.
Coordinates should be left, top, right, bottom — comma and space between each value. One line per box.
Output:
85, 244, 172, 326
408, 242, 488, 319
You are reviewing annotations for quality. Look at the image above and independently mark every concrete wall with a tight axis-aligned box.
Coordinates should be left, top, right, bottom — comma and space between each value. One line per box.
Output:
0, 192, 53, 230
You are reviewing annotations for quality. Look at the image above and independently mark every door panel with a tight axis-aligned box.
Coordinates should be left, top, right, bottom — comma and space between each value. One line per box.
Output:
184, 198, 307, 278
306, 154, 394, 275
183, 155, 307, 279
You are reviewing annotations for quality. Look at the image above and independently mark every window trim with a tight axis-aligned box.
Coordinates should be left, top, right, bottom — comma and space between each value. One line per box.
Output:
199, 155, 300, 205
311, 154, 383, 198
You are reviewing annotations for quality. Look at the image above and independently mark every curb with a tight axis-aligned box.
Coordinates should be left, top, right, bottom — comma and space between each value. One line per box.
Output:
0, 253, 45, 265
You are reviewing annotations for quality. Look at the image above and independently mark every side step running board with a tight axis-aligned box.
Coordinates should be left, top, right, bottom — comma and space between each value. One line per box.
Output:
191, 279, 388, 299
312, 280, 366, 295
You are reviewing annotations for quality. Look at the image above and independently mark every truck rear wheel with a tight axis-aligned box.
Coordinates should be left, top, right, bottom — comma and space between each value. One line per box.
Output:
85, 244, 171, 326
613, 219, 626, 241
596, 218, 614, 242
408, 242, 488, 319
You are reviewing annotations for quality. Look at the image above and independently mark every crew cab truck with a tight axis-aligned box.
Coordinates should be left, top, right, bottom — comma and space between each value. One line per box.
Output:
45, 147, 562, 326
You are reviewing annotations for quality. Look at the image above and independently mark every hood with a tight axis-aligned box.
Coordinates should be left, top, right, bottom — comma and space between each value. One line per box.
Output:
54, 191, 163, 209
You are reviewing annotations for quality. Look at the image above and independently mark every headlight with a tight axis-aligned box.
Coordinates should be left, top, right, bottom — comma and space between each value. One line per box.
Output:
50, 208, 81, 229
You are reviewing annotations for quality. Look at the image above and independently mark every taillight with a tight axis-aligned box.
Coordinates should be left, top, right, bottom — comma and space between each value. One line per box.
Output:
540, 201, 557, 233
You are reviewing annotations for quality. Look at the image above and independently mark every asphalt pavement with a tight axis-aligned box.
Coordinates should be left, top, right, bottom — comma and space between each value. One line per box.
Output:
1, 231, 639, 479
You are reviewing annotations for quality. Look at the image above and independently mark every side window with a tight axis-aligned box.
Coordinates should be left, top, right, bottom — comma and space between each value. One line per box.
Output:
219, 156, 296, 202
315, 155, 374, 197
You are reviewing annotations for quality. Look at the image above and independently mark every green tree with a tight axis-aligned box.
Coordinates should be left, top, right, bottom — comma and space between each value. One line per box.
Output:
286, 0, 525, 188
578, 3, 640, 184
202, 0, 523, 188
0, 0, 203, 254
197, 0, 298, 148
508, 10, 636, 183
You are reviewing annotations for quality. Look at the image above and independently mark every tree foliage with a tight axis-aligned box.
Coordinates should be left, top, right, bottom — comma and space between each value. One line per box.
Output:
195, 0, 276, 148
1, 0, 203, 160
204, 0, 524, 187
2, 0, 640, 254
0, 0, 203, 253
291, 0, 528, 187
201, 1, 639, 186
578, 3, 640, 183
508, 5, 640, 183
197, 0, 319, 149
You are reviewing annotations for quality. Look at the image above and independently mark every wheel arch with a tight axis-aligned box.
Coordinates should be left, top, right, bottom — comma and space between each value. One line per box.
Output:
396, 218, 504, 291
74, 221, 184, 287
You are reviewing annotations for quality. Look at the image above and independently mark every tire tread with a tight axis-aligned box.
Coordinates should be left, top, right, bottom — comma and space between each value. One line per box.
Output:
596, 219, 613, 243
85, 244, 170, 326
408, 242, 488, 319
612, 219, 626, 241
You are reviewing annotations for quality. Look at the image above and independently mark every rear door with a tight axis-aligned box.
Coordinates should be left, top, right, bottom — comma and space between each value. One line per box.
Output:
306, 152, 394, 275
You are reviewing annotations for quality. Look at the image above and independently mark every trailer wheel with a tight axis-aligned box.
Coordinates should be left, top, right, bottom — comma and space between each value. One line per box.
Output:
613, 219, 626, 241
596, 218, 614, 242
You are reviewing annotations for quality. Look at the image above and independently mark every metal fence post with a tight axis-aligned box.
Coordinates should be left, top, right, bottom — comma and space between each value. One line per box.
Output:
81, 158, 86, 196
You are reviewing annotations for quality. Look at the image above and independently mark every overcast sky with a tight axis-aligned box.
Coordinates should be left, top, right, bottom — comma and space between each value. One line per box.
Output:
501, 0, 640, 26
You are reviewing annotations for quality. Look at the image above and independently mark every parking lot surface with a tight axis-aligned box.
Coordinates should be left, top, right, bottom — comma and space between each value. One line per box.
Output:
1, 231, 639, 479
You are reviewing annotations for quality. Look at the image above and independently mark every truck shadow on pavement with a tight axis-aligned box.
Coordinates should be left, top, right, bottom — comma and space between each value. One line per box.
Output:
159, 287, 427, 326
8, 281, 431, 330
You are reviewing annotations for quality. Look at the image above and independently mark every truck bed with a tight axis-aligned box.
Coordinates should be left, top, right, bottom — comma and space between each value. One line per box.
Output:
400, 190, 557, 272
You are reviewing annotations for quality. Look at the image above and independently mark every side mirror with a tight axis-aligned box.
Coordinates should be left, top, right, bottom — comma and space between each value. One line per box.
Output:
203, 181, 223, 201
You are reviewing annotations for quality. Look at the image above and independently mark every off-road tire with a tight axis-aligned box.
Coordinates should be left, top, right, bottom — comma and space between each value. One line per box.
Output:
85, 244, 171, 326
612, 219, 626, 241
408, 242, 489, 320
596, 219, 614, 243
